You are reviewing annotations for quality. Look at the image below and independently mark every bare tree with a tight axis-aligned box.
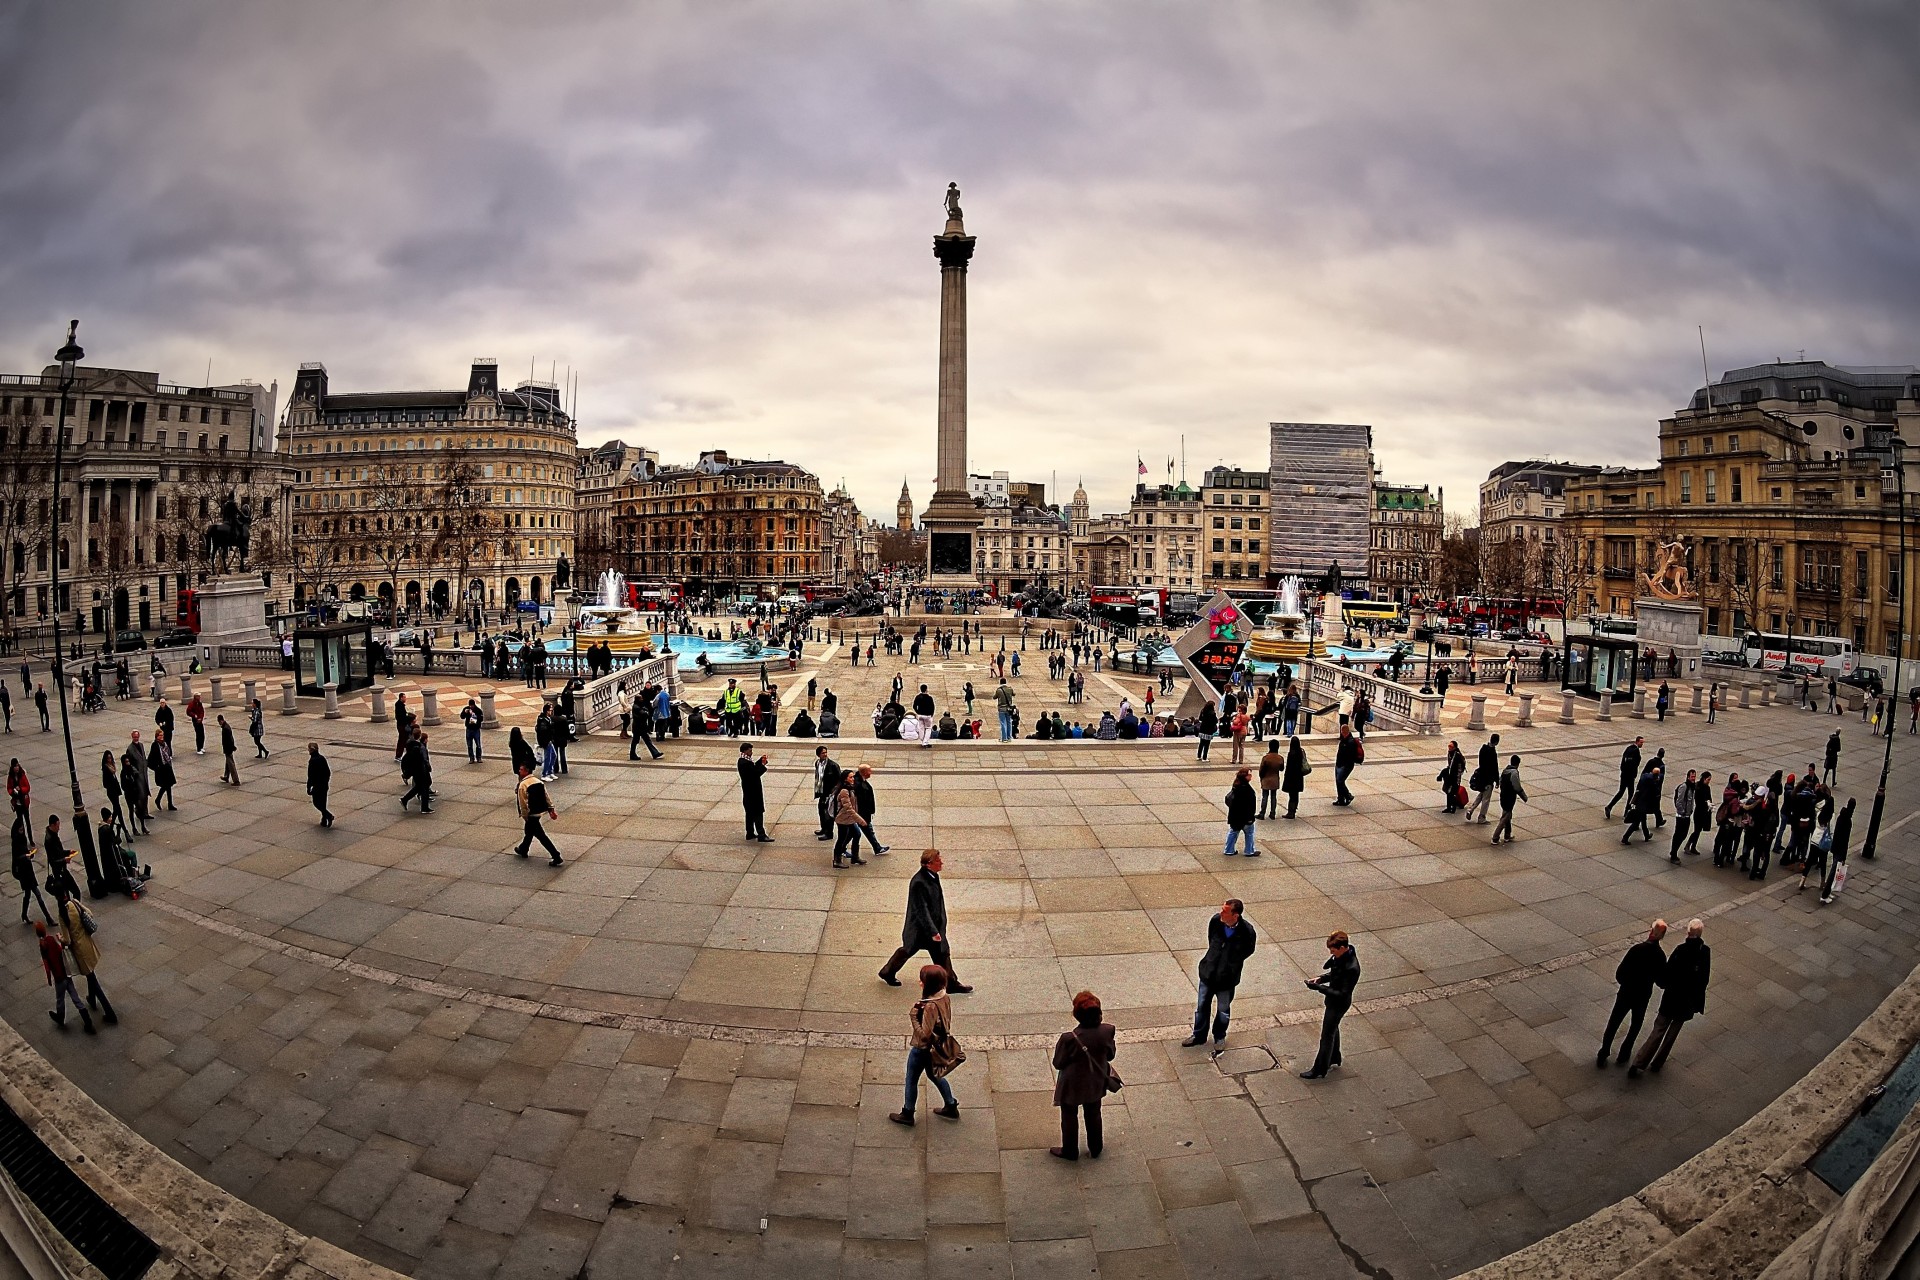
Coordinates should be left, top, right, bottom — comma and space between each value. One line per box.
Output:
1542, 531, 1595, 625
0, 416, 48, 647
88, 512, 138, 648
1437, 515, 1479, 600
431, 446, 498, 623
364, 461, 428, 620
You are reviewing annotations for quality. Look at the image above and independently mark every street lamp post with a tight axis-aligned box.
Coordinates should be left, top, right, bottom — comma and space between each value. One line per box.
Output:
1862, 434, 1908, 860
47, 321, 103, 896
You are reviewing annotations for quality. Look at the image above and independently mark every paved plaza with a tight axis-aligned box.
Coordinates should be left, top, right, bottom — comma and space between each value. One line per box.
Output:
2, 644, 1916, 1278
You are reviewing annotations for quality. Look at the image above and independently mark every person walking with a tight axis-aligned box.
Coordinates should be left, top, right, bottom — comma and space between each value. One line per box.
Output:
630, 693, 662, 760
307, 743, 334, 827
100, 751, 127, 836
830, 775, 869, 868
215, 715, 240, 785
1823, 731, 1841, 786
1223, 767, 1259, 856
1281, 735, 1309, 819
1681, 770, 1713, 855
1331, 725, 1362, 807
36, 920, 94, 1034
912, 684, 936, 750
118, 750, 151, 836
736, 744, 772, 841
1818, 797, 1855, 904
1605, 737, 1645, 818
1464, 734, 1500, 824
11, 816, 52, 925
877, 849, 970, 992
461, 698, 484, 763
1491, 754, 1527, 844
507, 726, 537, 780
34, 682, 49, 732
888, 965, 962, 1126
1050, 991, 1117, 1161
1195, 702, 1216, 760
1629, 919, 1711, 1076
511, 763, 563, 866
1667, 769, 1701, 863
1654, 681, 1670, 722
1622, 759, 1663, 844
852, 764, 890, 858
1439, 741, 1466, 813
186, 693, 206, 753
57, 891, 116, 1026
535, 704, 560, 781
1183, 899, 1257, 1052
1257, 740, 1282, 820
5, 759, 26, 831
400, 732, 433, 813
812, 745, 842, 840
0, 682, 10, 733
1596, 920, 1667, 1068
248, 698, 269, 758
1301, 931, 1360, 1079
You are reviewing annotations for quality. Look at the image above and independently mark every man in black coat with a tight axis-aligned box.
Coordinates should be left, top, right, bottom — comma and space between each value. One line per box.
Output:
307, 743, 334, 827
852, 764, 890, 857
877, 849, 970, 992
1605, 737, 1644, 818
400, 732, 433, 813
1183, 899, 1258, 1052
1465, 733, 1501, 824
737, 744, 771, 842
1630, 919, 1710, 1076
1597, 919, 1667, 1067
812, 746, 842, 839
1301, 930, 1360, 1079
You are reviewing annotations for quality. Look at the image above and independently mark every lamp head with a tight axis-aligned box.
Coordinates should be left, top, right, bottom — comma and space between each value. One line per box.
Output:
54, 320, 83, 384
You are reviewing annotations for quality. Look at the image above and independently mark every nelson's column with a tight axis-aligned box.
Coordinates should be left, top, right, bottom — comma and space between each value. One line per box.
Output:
921, 181, 986, 588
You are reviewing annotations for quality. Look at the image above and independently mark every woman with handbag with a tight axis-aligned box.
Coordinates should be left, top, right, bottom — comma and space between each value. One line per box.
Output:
1051, 990, 1118, 1161
889, 965, 961, 1126
1439, 741, 1465, 814
1282, 736, 1311, 819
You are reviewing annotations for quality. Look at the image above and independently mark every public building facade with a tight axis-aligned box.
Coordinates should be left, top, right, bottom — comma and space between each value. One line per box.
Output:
612, 450, 825, 599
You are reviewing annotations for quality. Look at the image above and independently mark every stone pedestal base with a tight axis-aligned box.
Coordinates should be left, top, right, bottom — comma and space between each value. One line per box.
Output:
196, 574, 274, 648
922, 492, 984, 590
1634, 597, 1704, 683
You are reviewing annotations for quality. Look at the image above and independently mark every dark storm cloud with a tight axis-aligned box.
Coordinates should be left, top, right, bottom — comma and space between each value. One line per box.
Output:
1, 0, 1915, 519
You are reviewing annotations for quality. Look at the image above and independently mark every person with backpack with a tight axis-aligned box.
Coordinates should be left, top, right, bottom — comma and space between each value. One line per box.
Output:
1622, 759, 1663, 844
1667, 769, 1700, 863
512, 764, 563, 866
1491, 754, 1528, 845
1195, 702, 1216, 761
1819, 798, 1855, 904
1464, 734, 1500, 823
1223, 768, 1259, 856
1051, 991, 1117, 1161
1680, 770, 1713, 856
888, 965, 961, 1127
1332, 725, 1363, 807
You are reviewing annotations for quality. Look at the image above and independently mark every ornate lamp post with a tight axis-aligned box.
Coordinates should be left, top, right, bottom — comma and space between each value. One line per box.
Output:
1863, 434, 1908, 859
47, 321, 103, 895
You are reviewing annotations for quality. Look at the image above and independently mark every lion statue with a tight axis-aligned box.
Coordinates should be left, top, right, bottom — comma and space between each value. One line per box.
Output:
1643, 540, 1693, 600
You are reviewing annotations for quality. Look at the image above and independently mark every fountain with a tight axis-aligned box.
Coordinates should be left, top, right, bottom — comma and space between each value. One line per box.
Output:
1246, 576, 1325, 662
573, 570, 659, 656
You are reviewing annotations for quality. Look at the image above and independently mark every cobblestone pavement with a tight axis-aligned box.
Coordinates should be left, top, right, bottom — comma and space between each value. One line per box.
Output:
1, 669, 1915, 1278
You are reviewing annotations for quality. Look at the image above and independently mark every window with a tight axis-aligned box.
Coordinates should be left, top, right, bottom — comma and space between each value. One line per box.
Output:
1248, 518, 1260, 530
1770, 545, 1784, 588
1212, 538, 1224, 552
1855, 550, 1869, 598
1727, 434, 1739, 452
1890, 551, 1903, 601
1730, 468, 1743, 502
1707, 542, 1720, 583
1704, 469, 1717, 502
1679, 472, 1692, 503
1212, 561, 1225, 578
1213, 516, 1224, 529
1229, 517, 1242, 530
1676, 438, 1689, 457
1248, 540, 1260, 554
1798, 387, 1817, 403
1771, 486, 1784, 503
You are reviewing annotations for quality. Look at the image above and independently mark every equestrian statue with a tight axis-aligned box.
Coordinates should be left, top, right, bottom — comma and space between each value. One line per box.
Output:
204, 491, 254, 574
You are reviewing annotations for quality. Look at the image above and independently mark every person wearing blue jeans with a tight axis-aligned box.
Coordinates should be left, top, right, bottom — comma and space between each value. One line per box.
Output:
888, 966, 960, 1126
1223, 768, 1259, 856
1183, 900, 1257, 1052
461, 699, 484, 763
996, 678, 1016, 742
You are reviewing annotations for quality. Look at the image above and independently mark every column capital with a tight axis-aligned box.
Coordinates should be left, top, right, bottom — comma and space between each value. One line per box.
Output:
934, 234, 977, 270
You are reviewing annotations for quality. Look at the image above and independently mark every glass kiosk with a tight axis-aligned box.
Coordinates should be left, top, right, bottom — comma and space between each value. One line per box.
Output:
294, 621, 374, 697
1562, 632, 1638, 699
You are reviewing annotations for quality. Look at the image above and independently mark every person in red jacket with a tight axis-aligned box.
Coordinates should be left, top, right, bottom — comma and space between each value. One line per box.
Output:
36, 920, 93, 1033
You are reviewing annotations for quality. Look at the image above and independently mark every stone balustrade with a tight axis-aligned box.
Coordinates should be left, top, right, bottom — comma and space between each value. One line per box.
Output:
1299, 659, 1445, 735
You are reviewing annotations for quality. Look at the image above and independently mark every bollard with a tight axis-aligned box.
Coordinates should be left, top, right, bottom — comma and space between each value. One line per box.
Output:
210, 675, 226, 708
280, 682, 298, 715
1689, 683, 1703, 714
1761, 683, 1774, 706
1597, 690, 1614, 721
542, 691, 560, 711
1739, 683, 1753, 709
243, 678, 258, 709
1630, 687, 1647, 718
371, 687, 389, 723
323, 681, 341, 719
1516, 692, 1534, 727
422, 687, 441, 726
1559, 689, 1576, 724
480, 688, 500, 729
1468, 694, 1486, 731
179, 674, 193, 703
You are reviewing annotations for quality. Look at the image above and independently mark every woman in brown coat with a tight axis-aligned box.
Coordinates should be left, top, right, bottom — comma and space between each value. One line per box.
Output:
57, 894, 116, 1023
1051, 990, 1116, 1160
889, 965, 959, 1125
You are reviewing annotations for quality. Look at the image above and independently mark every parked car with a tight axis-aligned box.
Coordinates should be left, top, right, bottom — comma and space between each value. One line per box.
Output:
154, 627, 198, 648
111, 629, 147, 652
1840, 668, 1884, 697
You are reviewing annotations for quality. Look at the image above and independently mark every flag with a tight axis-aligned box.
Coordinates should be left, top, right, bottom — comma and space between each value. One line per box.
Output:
1137, 456, 1147, 477
1167, 457, 1174, 476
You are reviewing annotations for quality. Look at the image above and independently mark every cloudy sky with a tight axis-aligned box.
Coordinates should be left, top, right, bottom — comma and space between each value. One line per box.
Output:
3, 1, 1916, 523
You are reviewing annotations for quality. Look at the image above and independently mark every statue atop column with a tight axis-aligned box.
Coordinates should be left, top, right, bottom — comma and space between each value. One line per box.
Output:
945, 182, 963, 222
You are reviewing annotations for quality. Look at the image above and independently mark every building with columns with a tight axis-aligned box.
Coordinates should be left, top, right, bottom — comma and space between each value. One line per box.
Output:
575, 439, 659, 587
822, 485, 868, 587
975, 498, 1068, 597
0, 364, 295, 640
279, 359, 577, 620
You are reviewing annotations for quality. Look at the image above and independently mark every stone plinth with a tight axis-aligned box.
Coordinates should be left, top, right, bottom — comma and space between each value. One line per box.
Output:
196, 573, 274, 647
1634, 597, 1704, 682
